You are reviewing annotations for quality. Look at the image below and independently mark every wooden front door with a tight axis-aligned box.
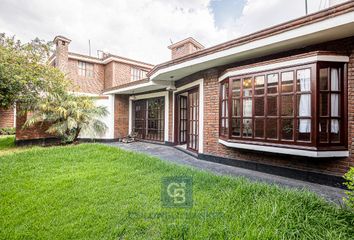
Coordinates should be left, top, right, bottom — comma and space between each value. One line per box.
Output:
187, 89, 199, 151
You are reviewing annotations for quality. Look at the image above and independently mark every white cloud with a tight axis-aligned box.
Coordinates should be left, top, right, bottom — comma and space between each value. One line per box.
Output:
0, 0, 348, 64
222, 0, 333, 37
0, 0, 229, 64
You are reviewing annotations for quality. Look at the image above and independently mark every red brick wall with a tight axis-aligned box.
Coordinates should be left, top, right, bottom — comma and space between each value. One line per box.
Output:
171, 42, 201, 60
114, 95, 129, 139
199, 37, 354, 177
113, 62, 131, 86
104, 62, 151, 90
67, 59, 105, 94
0, 107, 15, 128
104, 62, 114, 89
15, 111, 53, 140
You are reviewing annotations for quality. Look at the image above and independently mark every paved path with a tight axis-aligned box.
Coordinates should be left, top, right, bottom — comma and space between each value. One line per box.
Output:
105, 141, 346, 204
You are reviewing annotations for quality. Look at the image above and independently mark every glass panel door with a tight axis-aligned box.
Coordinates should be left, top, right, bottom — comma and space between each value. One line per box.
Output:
179, 95, 188, 144
187, 89, 199, 151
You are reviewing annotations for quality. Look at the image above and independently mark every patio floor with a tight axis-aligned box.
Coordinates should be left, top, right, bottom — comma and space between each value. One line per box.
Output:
105, 141, 346, 204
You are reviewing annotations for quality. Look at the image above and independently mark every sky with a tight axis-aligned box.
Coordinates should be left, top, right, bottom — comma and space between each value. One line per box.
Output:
0, 0, 347, 64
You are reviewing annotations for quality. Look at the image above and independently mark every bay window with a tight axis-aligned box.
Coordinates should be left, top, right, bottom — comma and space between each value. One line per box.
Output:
219, 61, 347, 150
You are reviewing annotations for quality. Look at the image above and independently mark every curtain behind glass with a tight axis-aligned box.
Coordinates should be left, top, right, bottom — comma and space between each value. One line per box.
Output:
298, 69, 311, 133
331, 68, 339, 133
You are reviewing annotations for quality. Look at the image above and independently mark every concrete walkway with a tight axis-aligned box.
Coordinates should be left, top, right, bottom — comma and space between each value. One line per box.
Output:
105, 141, 346, 205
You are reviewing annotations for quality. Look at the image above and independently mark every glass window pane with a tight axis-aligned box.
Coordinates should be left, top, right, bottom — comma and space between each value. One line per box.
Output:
267, 96, 277, 116
254, 97, 264, 116
330, 119, 340, 143
255, 76, 265, 95
232, 99, 241, 117
232, 119, 241, 137
319, 68, 328, 90
296, 69, 311, 92
243, 78, 252, 97
331, 68, 340, 91
281, 119, 293, 140
281, 71, 294, 93
281, 95, 293, 116
297, 94, 311, 117
222, 83, 228, 99
243, 98, 252, 117
242, 118, 252, 137
320, 94, 329, 116
331, 94, 340, 117
267, 73, 278, 94
254, 119, 264, 138
222, 100, 228, 118
233, 79, 241, 97
266, 118, 277, 139
297, 119, 311, 142
319, 119, 328, 143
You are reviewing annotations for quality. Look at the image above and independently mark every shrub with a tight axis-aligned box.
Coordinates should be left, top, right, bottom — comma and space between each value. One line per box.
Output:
343, 167, 354, 209
0, 127, 15, 135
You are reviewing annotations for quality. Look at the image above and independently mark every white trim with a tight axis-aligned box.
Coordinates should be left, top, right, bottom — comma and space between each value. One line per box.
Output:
104, 82, 155, 95
219, 55, 350, 81
68, 54, 102, 64
69, 91, 102, 97
150, 11, 354, 81
172, 79, 204, 153
218, 139, 349, 158
68, 54, 153, 69
102, 56, 153, 69
128, 91, 169, 142
128, 100, 133, 134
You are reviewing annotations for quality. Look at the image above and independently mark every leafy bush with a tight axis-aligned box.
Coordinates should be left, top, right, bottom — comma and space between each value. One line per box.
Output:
24, 94, 108, 144
0, 127, 15, 135
344, 167, 354, 209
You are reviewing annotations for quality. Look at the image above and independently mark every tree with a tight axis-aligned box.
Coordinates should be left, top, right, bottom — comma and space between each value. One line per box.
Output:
0, 33, 69, 111
24, 93, 108, 144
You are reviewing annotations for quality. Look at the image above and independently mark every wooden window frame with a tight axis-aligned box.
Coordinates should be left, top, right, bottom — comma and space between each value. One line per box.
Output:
131, 67, 148, 81
219, 61, 347, 151
78, 61, 94, 77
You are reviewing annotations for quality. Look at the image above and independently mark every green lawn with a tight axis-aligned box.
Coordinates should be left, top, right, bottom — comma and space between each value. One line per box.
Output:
0, 140, 353, 239
0, 135, 15, 150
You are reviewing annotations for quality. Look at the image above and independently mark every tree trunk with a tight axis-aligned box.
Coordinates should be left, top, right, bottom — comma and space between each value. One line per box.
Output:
73, 127, 81, 142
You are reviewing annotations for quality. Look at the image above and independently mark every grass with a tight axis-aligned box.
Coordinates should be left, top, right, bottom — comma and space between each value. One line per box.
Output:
0, 135, 15, 150
0, 140, 353, 239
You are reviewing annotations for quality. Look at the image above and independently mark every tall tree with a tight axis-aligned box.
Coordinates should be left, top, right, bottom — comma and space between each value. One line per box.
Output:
0, 33, 70, 111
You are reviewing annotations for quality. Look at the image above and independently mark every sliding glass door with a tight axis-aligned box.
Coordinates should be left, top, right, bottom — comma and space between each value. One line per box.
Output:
133, 97, 165, 142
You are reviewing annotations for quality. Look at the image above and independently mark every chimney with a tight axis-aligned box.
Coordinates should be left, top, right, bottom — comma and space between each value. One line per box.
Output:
53, 35, 71, 73
168, 37, 204, 60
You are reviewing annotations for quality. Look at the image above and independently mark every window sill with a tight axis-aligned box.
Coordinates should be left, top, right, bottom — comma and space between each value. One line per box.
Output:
218, 139, 349, 158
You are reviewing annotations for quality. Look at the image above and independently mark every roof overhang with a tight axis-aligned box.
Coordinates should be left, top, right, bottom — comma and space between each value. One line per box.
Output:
103, 80, 173, 95
66, 54, 154, 69
150, 10, 354, 82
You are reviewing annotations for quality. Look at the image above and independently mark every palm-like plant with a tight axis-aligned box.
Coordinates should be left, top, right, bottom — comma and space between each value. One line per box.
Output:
24, 93, 108, 144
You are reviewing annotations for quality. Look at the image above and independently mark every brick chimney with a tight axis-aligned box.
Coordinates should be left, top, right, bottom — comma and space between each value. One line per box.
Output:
168, 37, 204, 60
53, 35, 71, 73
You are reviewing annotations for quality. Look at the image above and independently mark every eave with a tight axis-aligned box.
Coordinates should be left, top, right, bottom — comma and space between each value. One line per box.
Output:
149, 2, 354, 82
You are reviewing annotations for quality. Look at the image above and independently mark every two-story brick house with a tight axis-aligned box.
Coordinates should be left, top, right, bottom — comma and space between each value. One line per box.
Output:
16, 35, 154, 141
15, 1, 354, 187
